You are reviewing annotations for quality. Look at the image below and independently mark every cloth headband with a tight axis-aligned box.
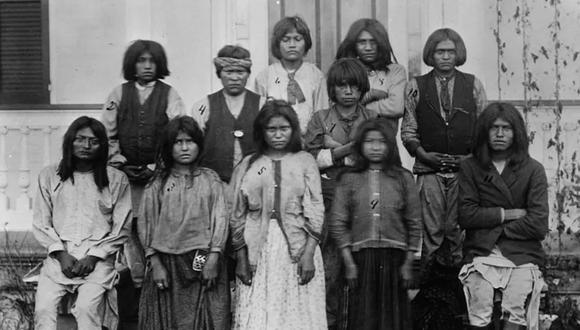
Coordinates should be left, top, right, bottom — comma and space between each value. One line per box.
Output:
213, 57, 252, 70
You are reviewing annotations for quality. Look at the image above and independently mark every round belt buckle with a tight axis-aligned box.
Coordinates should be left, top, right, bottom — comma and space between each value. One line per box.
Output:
233, 130, 244, 138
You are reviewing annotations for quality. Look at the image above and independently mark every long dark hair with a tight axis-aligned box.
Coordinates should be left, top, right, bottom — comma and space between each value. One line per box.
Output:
57, 116, 109, 191
122, 39, 170, 81
247, 100, 302, 168
350, 118, 402, 173
153, 116, 205, 182
336, 18, 397, 71
472, 102, 529, 169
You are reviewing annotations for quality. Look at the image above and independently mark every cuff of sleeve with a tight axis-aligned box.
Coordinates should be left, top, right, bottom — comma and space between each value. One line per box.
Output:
408, 246, 420, 252
109, 153, 127, 165
87, 247, 108, 260
47, 242, 65, 255
232, 242, 247, 252
500, 208, 505, 223
209, 247, 223, 254
337, 242, 352, 249
316, 149, 334, 169
304, 226, 322, 242
144, 248, 157, 258
405, 141, 421, 156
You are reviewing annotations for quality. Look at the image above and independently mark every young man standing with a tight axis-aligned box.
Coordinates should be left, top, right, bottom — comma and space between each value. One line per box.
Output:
101, 40, 185, 324
401, 28, 487, 328
33, 117, 132, 330
458, 103, 548, 330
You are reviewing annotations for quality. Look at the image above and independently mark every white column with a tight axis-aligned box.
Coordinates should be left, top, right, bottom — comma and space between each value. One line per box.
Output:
0, 126, 8, 212
16, 126, 31, 211
42, 126, 54, 167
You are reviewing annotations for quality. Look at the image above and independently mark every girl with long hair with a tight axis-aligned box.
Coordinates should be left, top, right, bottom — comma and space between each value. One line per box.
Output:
329, 118, 422, 330
138, 116, 230, 329
230, 100, 327, 329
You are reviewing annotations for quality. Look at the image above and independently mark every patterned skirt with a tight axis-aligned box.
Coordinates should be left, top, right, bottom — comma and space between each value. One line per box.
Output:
138, 251, 230, 330
340, 248, 411, 330
233, 220, 327, 330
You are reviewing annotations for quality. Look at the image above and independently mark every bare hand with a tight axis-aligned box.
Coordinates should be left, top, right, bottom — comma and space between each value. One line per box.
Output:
344, 263, 358, 289
53, 251, 78, 278
417, 150, 449, 171
122, 165, 154, 183
297, 251, 315, 285
323, 135, 343, 149
235, 249, 253, 286
504, 208, 527, 221
201, 253, 220, 289
72, 256, 100, 277
150, 255, 170, 290
400, 258, 414, 289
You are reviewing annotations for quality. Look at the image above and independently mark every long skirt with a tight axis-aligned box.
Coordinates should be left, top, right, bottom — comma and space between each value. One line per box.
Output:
138, 251, 230, 330
341, 248, 410, 330
233, 220, 327, 330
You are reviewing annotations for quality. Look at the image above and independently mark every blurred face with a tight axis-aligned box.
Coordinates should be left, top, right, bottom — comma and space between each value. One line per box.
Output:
73, 127, 100, 161
362, 130, 388, 164
172, 131, 200, 165
432, 39, 457, 74
334, 84, 361, 108
488, 118, 514, 153
279, 28, 306, 62
265, 116, 292, 151
356, 30, 378, 64
135, 51, 157, 84
220, 66, 250, 96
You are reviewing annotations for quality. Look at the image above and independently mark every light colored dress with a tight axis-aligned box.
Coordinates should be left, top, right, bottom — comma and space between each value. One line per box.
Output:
230, 152, 327, 330
254, 62, 329, 134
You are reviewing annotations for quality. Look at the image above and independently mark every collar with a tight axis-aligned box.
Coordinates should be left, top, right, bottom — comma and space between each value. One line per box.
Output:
334, 104, 363, 123
134, 80, 156, 91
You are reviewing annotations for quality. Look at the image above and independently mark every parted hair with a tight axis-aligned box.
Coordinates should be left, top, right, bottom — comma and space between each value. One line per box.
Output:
247, 100, 302, 167
423, 28, 467, 67
58, 116, 109, 191
270, 16, 312, 60
335, 18, 397, 71
154, 116, 205, 182
352, 118, 402, 172
122, 40, 170, 81
326, 58, 370, 103
215, 45, 252, 77
472, 102, 529, 168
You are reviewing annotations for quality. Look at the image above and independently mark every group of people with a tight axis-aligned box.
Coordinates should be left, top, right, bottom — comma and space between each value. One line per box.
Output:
31, 15, 548, 330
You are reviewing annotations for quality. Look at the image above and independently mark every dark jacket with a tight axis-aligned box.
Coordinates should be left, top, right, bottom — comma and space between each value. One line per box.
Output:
329, 169, 422, 252
458, 156, 549, 266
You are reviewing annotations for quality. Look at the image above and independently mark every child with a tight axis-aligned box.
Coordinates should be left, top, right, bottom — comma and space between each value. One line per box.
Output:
137, 116, 230, 329
230, 100, 327, 330
329, 118, 422, 330
254, 16, 329, 133
101, 41, 186, 307
304, 57, 378, 327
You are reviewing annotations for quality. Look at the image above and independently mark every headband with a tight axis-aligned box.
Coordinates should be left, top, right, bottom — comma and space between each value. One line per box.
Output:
213, 57, 252, 70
